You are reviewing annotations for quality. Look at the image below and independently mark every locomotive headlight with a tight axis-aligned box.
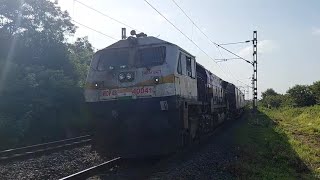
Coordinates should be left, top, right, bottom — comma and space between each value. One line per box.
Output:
109, 66, 115, 70
126, 72, 133, 80
154, 76, 160, 84
118, 73, 125, 81
92, 81, 104, 88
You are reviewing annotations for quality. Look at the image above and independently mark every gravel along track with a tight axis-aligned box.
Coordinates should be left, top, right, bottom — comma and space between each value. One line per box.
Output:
149, 116, 246, 180
0, 145, 105, 180
0, 116, 245, 180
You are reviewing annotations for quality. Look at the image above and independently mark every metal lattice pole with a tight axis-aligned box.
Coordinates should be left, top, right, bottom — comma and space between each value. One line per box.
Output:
252, 31, 258, 112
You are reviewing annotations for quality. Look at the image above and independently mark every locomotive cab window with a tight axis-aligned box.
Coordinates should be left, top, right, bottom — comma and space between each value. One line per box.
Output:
191, 58, 196, 79
97, 49, 129, 71
177, 52, 182, 75
186, 56, 192, 77
135, 46, 166, 67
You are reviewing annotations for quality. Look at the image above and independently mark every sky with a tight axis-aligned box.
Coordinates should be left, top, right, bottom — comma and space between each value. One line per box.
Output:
58, 0, 320, 99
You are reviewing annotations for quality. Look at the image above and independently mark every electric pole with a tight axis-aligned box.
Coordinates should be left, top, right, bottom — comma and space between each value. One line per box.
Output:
252, 31, 258, 112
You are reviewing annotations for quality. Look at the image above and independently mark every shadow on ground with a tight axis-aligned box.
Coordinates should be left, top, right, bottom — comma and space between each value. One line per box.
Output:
229, 110, 315, 179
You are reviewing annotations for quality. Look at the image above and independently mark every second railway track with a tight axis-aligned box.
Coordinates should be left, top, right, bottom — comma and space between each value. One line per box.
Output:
0, 135, 92, 162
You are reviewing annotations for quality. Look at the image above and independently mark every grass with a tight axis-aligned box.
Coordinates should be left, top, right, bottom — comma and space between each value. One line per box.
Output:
232, 106, 320, 179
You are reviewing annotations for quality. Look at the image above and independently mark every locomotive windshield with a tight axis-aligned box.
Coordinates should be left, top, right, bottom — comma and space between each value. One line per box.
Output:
135, 46, 166, 67
97, 49, 129, 71
97, 46, 166, 70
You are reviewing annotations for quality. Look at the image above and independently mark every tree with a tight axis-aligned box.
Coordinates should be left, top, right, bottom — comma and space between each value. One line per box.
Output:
68, 37, 94, 87
260, 88, 282, 108
310, 81, 320, 104
261, 88, 279, 100
263, 95, 284, 108
287, 85, 316, 107
0, 0, 92, 148
0, 0, 75, 38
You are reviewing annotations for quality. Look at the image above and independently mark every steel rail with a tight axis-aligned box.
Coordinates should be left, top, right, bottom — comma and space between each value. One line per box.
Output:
0, 135, 92, 161
59, 157, 121, 180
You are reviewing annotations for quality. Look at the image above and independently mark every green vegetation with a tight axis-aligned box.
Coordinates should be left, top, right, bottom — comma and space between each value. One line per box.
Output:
233, 106, 320, 179
260, 81, 320, 109
0, 0, 94, 149
234, 81, 320, 179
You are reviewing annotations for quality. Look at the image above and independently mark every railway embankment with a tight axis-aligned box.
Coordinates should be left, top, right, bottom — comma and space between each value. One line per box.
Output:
233, 106, 320, 179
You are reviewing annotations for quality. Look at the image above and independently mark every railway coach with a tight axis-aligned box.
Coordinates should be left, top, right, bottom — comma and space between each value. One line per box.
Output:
84, 31, 245, 157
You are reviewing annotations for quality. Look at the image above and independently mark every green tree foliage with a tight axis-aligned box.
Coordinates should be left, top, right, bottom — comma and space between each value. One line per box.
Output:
0, 0, 93, 149
0, 0, 75, 38
261, 88, 279, 99
68, 37, 94, 87
262, 95, 283, 108
260, 89, 285, 108
310, 81, 320, 104
278, 94, 294, 107
287, 85, 316, 107
261, 84, 319, 108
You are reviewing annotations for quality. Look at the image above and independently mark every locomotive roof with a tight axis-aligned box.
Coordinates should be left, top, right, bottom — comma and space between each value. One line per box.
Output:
102, 36, 174, 50
100, 36, 195, 58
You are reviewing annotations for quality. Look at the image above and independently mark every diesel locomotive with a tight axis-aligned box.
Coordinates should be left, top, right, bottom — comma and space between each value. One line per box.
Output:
84, 32, 245, 157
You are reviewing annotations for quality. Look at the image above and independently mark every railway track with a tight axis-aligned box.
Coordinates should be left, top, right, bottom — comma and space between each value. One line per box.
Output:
59, 157, 121, 180
0, 135, 92, 162
58, 156, 165, 180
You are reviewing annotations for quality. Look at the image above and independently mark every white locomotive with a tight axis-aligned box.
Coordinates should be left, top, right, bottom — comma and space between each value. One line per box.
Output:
85, 32, 245, 157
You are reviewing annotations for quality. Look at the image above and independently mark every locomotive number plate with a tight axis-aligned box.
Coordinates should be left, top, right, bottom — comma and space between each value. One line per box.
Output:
131, 86, 154, 96
100, 86, 154, 100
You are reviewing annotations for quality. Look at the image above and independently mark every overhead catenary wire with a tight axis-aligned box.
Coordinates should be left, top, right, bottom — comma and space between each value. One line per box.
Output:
219, 40, 251, 46
143, 0, 235, 80
213, 41, 250, 87
217, 46, 251, 87
210, 35, 251, 87
144, 0, 250, 87
74, 0, 143, 33
216, 58, 242, 62
72, 0, 251, 88
72, 20, 119, 41
168, 0, 251, 87
170, 0, 251, 64
143, 0, 217, 62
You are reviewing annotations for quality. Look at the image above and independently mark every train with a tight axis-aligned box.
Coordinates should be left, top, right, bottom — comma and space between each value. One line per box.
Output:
84, 31, 245, 158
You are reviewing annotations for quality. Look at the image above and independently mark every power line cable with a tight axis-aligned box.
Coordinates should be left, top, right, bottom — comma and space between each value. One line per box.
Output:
72, 20, 119, 41
169, 0, 251, 87
74, 0, 142, 33
144, 0, 250, 87
170, 0, 251, 64
143, 0, 217, 61
73, 0, 250, 87
144, 0, 238, 82
219, 40, 251, 46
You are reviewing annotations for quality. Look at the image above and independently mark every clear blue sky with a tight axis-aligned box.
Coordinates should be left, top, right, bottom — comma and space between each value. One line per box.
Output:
58, 0, 320, 99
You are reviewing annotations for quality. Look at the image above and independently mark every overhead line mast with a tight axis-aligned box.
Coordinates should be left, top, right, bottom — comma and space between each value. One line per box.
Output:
252, 31, 258, 111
